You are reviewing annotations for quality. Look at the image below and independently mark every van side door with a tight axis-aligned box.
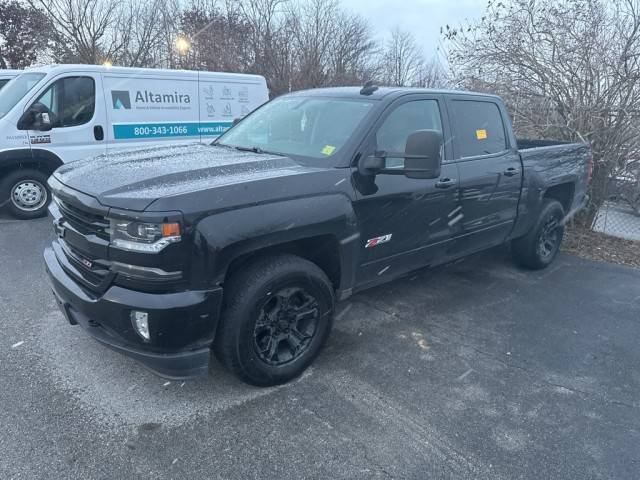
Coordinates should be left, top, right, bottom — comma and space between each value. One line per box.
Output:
103, 72, 200, 153
446, 96, 522, 255
352, 95, 460, 287
24, 73, 107, 162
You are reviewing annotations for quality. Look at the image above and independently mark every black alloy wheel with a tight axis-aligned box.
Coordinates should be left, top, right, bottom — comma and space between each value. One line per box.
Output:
253, 287, 320, 366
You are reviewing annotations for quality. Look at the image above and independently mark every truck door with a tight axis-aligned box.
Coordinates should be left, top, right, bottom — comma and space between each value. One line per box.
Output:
447, 97, 521, 255
352, 96, 460, 286
25, 74, 107, 162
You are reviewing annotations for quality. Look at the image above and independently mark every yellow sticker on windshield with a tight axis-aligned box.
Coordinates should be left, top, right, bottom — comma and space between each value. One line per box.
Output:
476, 129, 487, 140
321, 145, 336, 156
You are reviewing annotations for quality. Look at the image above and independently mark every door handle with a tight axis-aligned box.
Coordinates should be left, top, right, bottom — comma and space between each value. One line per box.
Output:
503, 167, 519, 177
94, 125, 104, 141
435, 178, 457, 189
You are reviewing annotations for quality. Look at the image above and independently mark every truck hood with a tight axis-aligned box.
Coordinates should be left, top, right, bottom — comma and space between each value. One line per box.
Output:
53, 144, 317, 211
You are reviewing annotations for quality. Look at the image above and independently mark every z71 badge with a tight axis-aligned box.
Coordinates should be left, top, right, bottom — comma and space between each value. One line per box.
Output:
365, 234, 393, 248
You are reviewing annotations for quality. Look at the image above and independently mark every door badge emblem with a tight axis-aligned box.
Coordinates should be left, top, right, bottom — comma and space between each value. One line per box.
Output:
365, 234, 393, 248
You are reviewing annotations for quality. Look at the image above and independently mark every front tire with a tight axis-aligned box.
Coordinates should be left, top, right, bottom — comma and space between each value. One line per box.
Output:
1, 169, 51, 219
214, 254, 335, 386
512, 199, 565, 270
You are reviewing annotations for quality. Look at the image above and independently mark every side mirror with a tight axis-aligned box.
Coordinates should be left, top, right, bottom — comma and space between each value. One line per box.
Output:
358, 130, 443, 179
17, 109, 52, 131
403, 130, 442, 179
35, 112, 52, 132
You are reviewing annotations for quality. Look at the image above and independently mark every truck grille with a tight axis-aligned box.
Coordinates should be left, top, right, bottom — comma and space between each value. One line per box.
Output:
56, 197, 110, 240
51, 195, 113, 293
59, 240, 110, 286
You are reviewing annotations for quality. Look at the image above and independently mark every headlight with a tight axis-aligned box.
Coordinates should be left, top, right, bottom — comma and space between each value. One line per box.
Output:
109, 219, 181, 253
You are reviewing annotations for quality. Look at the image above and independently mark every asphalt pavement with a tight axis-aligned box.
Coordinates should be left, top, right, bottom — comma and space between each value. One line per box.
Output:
1, 213, 638, 479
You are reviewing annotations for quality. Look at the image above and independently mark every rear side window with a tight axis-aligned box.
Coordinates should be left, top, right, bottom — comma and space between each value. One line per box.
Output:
31, 76, 95, 128
0, 79, 10, 90
451, 100, 506, 158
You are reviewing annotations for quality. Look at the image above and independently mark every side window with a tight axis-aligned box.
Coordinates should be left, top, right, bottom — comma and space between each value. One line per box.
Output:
0, 79, 9, 90
375, 100, 443, 169
30, 77, 95, 128
450, 100, 506, 158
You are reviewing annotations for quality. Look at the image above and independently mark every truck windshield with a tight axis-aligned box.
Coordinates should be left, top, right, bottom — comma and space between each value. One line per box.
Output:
0, 73, 46, 120
216, 96, 374, 159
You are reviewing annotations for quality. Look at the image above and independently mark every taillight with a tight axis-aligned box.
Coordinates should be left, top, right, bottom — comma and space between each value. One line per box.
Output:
587, 156, 594, 183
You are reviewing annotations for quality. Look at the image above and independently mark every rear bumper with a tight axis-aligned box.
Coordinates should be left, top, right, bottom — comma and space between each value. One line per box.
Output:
44, 246, 223, 379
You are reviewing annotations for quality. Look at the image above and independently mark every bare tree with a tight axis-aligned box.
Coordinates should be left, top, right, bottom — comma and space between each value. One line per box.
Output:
239, 0, 293, 94
445, 0, 640, 220
115, 0, 170, 67
239, 0, 377, 94
329, 12, 379, 86
414, 57, 449, 88
29, 0, 125, 64
381, 27, 424, 86
288, 0, 338, 89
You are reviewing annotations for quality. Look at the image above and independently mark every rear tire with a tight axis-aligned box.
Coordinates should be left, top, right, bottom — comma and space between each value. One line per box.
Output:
214, 254, 335, 386
512, 199, 565, 270
1, 169, 51, 219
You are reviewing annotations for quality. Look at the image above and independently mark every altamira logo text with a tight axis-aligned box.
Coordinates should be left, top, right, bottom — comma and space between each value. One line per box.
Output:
134, 90, 191, 104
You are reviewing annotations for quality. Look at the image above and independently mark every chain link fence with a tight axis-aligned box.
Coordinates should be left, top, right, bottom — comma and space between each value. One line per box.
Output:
591, 171, 640, 241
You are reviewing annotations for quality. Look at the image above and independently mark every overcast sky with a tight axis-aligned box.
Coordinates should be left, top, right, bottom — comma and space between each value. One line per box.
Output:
339, 0, 487, 59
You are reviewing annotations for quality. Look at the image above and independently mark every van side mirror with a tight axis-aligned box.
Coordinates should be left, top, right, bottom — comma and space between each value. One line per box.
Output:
17, 108, 52, 131
403, 130, 442, 179
35, 112, 52, 132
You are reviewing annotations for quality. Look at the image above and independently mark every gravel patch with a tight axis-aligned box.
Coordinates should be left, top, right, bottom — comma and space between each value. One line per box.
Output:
562, 224, 640, 269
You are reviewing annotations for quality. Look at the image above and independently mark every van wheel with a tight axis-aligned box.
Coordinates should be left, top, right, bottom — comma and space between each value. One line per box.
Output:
214, 254, 335, 387
512, 199, 565, 270
1, 169, 51, 219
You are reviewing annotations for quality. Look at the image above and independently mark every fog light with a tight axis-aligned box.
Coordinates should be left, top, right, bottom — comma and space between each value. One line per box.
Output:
131, 310, 150, 342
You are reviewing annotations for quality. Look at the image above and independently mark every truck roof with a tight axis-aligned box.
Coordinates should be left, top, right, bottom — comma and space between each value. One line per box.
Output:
289, 86, 502, 101
22, 64, 266, 82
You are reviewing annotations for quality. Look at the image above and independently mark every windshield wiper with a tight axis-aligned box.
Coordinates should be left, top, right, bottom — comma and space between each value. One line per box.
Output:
233, 145, 266, 154
232, 145, 285, 157
213, 142, 285, 156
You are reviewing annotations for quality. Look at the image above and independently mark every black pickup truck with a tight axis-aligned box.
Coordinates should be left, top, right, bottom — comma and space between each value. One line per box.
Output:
44, 86, 591, 386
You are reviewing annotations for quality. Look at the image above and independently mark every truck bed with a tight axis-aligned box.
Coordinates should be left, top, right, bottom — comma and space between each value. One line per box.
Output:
510, 139, 591, 239
516, 138, 574, 150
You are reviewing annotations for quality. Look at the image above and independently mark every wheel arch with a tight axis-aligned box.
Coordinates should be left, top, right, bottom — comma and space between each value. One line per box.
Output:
543, 182, 575, 214
0, 148, 63, 178
193, 195, 360, 299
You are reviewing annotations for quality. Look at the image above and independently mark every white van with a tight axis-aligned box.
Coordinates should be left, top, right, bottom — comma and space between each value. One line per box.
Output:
0, 64, 269, 218
0, 70, 20, 91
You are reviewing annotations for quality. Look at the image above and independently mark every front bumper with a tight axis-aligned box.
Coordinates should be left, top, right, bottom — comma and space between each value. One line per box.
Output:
44, 246, 223, 379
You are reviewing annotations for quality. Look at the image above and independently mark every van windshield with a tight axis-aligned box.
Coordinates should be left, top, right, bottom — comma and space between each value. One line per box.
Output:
215, 96, 374, 160
0, 73, 46, 120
